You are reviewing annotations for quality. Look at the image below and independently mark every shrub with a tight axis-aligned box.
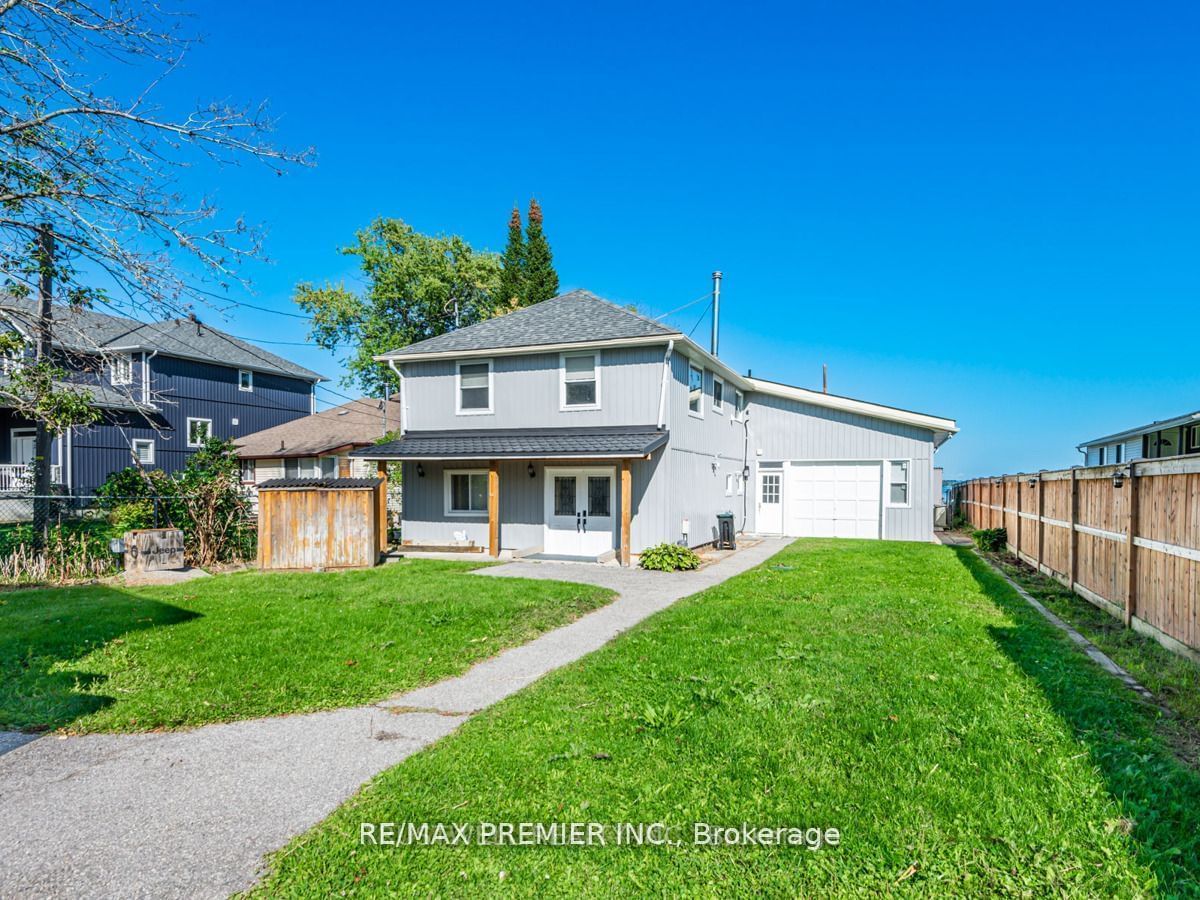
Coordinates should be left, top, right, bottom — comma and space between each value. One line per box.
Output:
972, 527, 1008, 552
638, 542, 701, 572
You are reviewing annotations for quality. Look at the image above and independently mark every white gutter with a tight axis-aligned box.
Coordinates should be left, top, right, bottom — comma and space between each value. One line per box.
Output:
388, 359, 405, 435
656, 339, 674, 429
374, 334, 677, 364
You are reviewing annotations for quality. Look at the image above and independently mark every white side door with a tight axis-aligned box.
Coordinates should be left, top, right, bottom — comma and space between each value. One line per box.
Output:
544, 467, 616, 557
756, 468, 783, 534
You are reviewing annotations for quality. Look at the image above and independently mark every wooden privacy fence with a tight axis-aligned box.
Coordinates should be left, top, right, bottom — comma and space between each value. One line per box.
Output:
257, 474, 388, 571
951, 456, 1200, 662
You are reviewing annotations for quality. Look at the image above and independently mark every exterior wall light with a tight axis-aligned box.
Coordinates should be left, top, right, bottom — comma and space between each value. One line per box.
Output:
527, 462, 536, 478
416, 462, 425, 478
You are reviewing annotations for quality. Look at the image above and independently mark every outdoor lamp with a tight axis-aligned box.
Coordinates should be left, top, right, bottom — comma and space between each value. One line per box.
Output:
1113, 467, 1125, 489
416, 462, 425, 478
527, 463, 536, 478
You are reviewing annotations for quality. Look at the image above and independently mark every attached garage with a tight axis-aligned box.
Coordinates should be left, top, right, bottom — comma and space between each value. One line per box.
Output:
756, 460, 900, 540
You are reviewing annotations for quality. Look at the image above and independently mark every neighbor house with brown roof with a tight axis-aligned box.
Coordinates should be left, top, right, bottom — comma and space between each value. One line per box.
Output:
235, 396, 400, 488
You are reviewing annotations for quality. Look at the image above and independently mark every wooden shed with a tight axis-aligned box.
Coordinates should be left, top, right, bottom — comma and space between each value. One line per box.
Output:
257, 476, 386, 571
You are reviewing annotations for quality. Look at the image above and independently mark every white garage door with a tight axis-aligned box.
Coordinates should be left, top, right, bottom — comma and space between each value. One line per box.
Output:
785, 461, 882, 539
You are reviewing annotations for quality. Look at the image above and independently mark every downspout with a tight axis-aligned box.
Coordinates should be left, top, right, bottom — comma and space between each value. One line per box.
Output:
740, 408, 750, 533
656, 340, 675, 429
388, 359, 405, 435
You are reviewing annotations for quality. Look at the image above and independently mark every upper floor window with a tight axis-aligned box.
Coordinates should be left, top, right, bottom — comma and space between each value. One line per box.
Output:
111, 353, 133, 386
1098, 446, 1107, 465
238, 369, 253, 392
560, 352, 600, 409
240, 459, 256, 483
733, 389, 746, 421
456, 360, 492, 415
187, 417, 212, 448
687, 363, 704, 417
1114, 443, 1124, 464
1189, 424, 1200, 454
887, 460, 910, 507
712, 376, 725, 414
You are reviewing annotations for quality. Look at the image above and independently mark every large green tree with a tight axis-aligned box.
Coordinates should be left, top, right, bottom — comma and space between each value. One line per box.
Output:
523, 199, 559, 303
296, 219, 502, 396
496, 206, 525, 309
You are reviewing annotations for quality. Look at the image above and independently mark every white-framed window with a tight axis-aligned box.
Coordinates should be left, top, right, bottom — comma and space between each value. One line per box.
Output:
687, 362, 704, 417
238, 369, 253, 392
240, 459, 256, 483
186, 417, 212, 448
285, 456, 337, 479
887, 459, 911, 507
733, 389, 746, 421
444, 469, 488, 515
131, 438, 155, 465
724, 473, 734, 496
1098, 446, 1107, 465
560, 351, 600, 409
111, 353, 133, 386
456, 360, 493, 415
736, 472, 745, 495
712, 376, 725, 414
1114, 443, 1124, 464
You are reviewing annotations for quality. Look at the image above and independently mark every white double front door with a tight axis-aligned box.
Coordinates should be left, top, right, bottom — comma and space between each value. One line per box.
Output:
544, 466, 615, 557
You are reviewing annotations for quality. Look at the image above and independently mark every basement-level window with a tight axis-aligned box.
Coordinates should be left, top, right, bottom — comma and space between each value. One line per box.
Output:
887, 460, 910, 507
446, 470, 488, 514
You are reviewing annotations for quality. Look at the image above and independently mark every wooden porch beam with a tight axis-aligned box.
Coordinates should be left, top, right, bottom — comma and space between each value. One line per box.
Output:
488, 460, 500, 558
620, 458, 632, 567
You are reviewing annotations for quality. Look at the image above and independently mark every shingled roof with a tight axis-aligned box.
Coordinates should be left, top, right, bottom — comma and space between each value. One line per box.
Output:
0, 298, 324, 381
350, 425, 670, 460
236, 396, 401, 459
379, 290, 680, 359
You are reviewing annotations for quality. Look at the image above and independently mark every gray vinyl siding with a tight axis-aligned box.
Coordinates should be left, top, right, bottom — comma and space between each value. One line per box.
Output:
660, 350, 753, 547
748, 393, 937, 542
1084, 436, 1144, 467
400, 346, 665, 431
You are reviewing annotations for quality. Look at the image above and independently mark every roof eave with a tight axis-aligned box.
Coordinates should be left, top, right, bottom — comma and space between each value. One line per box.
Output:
747, 377, 958, 435
375, 333, 680, 364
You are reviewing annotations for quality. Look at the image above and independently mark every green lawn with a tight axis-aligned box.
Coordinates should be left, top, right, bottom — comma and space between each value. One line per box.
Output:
0, 559, 613, 733
253, 540, 1200, 897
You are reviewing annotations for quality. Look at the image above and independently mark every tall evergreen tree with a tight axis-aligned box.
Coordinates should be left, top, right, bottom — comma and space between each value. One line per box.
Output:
496, 205, 525, 309
523, 198, 559, 304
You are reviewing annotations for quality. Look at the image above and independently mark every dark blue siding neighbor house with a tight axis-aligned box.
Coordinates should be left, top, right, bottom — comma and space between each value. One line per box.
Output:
0, 299, 324, 499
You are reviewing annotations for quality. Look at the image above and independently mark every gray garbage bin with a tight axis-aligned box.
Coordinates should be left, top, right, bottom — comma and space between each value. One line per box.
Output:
716, 512, 736, 550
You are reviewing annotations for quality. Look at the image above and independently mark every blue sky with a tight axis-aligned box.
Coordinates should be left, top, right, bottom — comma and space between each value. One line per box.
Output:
143, 1, 1198, 479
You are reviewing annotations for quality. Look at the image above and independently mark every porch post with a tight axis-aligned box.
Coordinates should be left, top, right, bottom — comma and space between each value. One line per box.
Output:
376, 460, 389, 554
488, 460, 500, 558
620, 459, 632, 567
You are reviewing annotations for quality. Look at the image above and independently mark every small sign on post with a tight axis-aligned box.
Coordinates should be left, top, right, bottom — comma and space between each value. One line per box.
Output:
124, 528, 186, 573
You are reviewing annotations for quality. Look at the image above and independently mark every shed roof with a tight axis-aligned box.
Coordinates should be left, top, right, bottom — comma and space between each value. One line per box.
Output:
0, 298, 325, 381
378, 290, 679, 359
236, 396, 400, 459
351, 425, 669, 460
257, 476, 383, 490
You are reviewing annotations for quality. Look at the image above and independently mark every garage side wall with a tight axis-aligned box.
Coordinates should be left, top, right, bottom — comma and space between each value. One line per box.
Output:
748, 394, 938, 542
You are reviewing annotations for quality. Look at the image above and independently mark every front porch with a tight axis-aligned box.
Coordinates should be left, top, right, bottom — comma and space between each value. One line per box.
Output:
357, 426, 669, 567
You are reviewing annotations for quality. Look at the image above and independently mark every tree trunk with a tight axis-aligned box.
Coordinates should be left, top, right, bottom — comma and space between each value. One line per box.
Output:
32, 224, 54, 545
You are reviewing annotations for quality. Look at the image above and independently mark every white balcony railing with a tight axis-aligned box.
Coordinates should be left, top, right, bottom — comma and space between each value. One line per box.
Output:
0, 464, 62, 492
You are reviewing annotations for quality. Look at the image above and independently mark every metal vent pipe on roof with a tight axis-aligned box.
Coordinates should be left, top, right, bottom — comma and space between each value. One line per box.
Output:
711, 270, 722, 356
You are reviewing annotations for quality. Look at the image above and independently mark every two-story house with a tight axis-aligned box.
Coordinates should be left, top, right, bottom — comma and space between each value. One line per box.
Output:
1078, 409, 1200, 467
351, 290, 957, 563
0, 299, 324, 498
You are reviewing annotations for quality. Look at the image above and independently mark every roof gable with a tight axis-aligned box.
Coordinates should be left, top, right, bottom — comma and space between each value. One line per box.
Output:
382, 290, 679, 358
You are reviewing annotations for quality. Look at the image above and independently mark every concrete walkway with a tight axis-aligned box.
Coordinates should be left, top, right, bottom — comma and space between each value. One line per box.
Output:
0, 538, 785, 899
